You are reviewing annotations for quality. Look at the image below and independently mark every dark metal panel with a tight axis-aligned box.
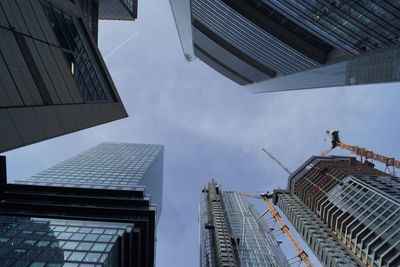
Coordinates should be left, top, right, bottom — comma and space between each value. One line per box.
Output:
0, 63, 24, 106
0, 110, 24, 152
0, 156, 6, 187
8, 107, 47, 145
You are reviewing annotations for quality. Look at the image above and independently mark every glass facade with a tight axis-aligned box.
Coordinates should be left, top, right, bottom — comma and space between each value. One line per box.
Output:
77, 0, 100, 42
276, 156, 400, 267
199, 182, 288, 267
171, 0, 400, 89
266, 0, 400, 53
3, 143, 163, 266
14, 143, 163, 221
98, 0, 137, 20
41, 0, 115, 103
0, 216, 133, 266
221, 192, 288, 266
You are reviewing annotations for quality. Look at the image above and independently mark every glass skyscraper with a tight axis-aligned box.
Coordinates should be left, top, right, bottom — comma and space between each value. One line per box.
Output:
170, 0, 400, 91
199, 181, 288, 267
0, 142, 163, 267
273, 156, 400, 267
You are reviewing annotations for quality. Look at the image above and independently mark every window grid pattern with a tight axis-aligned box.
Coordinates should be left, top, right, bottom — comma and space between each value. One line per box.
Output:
290, 158, 400, 267
191, 0, 320, 75
41, 0, 114, 103
221, 192, 288, 267
320, 175, 400, 267
265, 0, 400, 53
13, 143, 164, 221
277, 193, 360, 267
0, 216, 133, 267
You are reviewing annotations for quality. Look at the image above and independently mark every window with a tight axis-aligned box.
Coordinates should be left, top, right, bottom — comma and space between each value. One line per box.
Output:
40, 0, 115, 103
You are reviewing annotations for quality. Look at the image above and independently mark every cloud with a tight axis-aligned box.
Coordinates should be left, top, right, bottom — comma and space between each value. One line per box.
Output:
4, 0, 400, 266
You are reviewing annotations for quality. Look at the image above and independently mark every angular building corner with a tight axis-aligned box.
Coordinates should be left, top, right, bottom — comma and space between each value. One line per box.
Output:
199, 181, 289, 267
171, 0, 400, 91
0, 142, 163, 266
0, 0, 140, 153
273, 155, 400, 267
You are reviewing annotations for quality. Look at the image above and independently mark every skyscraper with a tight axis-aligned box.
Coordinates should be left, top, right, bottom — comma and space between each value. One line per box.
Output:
99, 0, 138, 21
0, 142, 163, 266
170, 0, 400, 91
273, 156, 400, 267
0, 0, 132, 153
200, 181, 288, 267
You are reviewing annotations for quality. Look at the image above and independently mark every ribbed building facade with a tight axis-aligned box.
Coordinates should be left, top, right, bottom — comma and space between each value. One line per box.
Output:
171, 0, 400, 90
200, 182, 288, 267
0, 0, 134, 153
274, 156, 400, 267
0, 143, 163, 266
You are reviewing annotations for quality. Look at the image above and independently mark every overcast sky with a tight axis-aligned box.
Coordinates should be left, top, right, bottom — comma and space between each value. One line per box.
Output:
4, 1, 400, 266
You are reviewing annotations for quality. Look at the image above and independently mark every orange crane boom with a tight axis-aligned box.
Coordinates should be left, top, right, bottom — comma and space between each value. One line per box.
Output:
324, 131, 400, 169
234, 191, 314, 267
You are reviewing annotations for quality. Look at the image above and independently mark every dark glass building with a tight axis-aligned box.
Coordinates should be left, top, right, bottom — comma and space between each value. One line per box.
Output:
99, 0, 138, 21
0, 142, 163, 266
200, 181, 288, 267
273, 156, 400, 267
0, 0, 131, 153
171, 0, 400, 90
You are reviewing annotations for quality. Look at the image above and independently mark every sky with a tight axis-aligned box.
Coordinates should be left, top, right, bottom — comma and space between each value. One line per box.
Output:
4, 0, 400, 266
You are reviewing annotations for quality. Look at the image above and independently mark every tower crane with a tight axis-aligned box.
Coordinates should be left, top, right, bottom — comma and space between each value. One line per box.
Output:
262, 148, 292, 175
322, 130, 400, 169
233, 191, 314, 267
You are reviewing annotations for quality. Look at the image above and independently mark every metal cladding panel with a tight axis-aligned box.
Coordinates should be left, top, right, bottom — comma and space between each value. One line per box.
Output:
99, 0, 136, 20
0, 0, 128, 153
191, 0, 320, 75
193, 28, 270, 82
194, 47, 250, 85
170, 0, 194, 60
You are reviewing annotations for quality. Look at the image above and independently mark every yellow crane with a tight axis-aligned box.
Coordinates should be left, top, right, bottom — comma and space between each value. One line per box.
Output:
322, 130, 400, 169
233, 190, 314, 267
262, 148, 292, 175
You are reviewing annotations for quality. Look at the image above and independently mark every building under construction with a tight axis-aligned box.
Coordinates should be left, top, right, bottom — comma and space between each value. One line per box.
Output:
199, 181, 288, 267
273, 155, 400, 267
